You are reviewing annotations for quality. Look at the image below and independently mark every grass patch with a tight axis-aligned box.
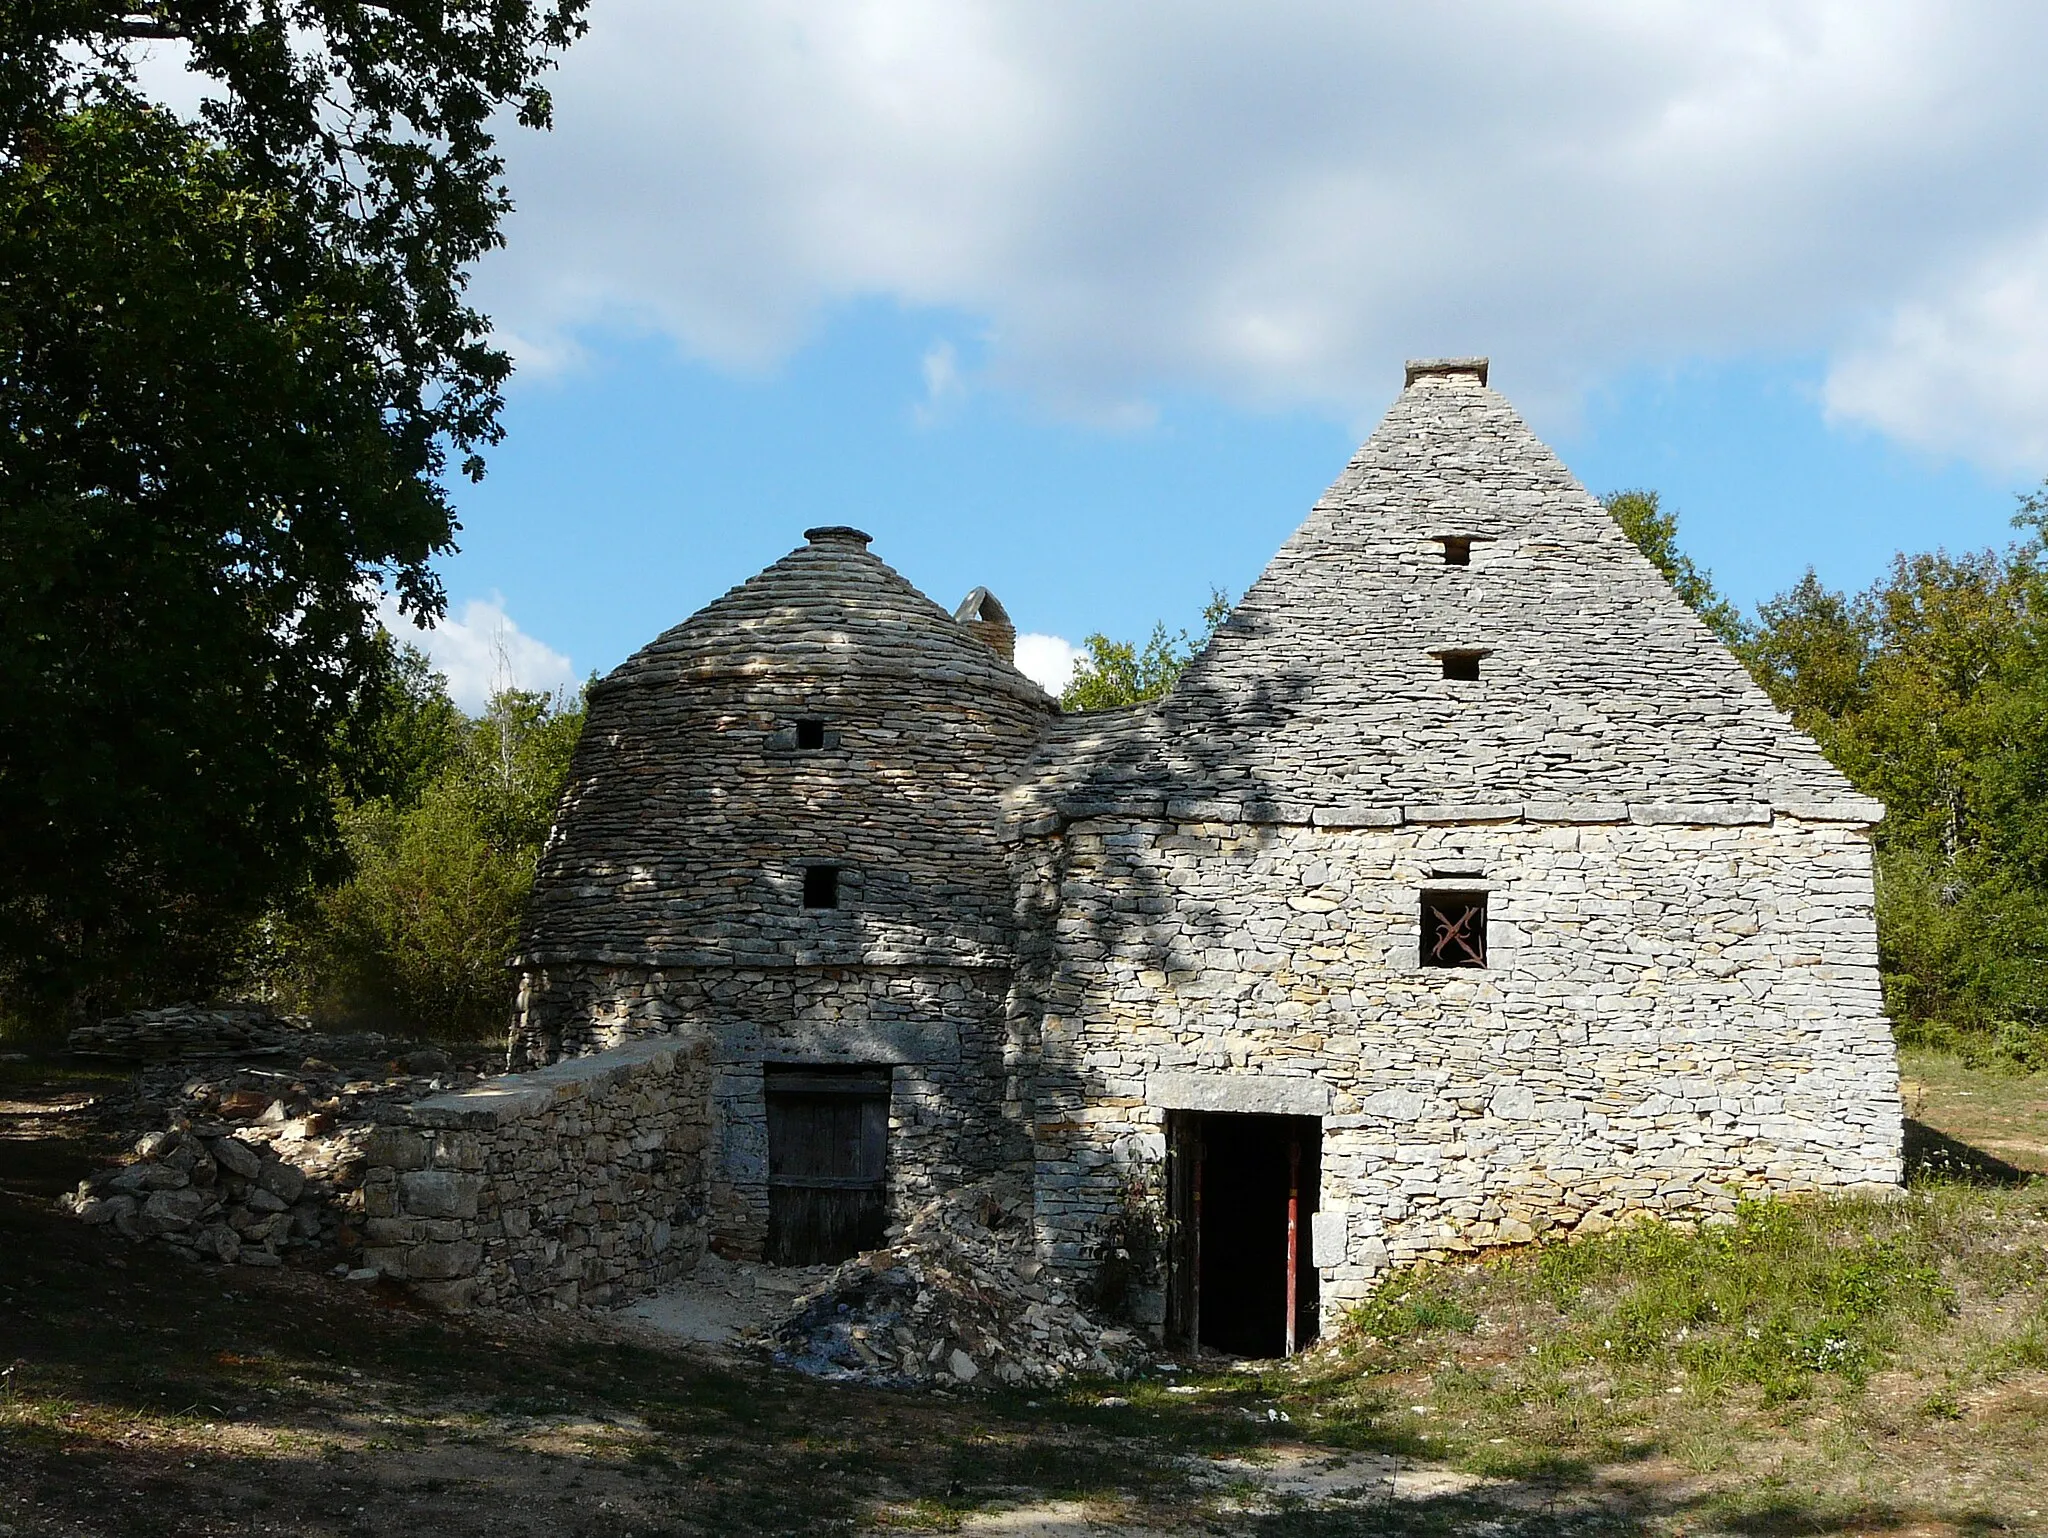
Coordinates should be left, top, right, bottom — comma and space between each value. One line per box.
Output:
1290, 1170, 2048, 1514
1525, 1197, 1952, 1399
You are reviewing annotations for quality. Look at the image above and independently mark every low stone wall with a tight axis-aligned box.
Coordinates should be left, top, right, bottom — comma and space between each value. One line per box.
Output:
360, 1033, 712, 1310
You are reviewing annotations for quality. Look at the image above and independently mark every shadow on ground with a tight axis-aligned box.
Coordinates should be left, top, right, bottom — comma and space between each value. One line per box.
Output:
1904, 1118, 2034, 1186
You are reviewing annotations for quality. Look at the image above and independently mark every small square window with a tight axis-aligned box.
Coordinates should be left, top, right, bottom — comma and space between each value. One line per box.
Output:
1441, 652, 1480, 681
795, 719, 826, 750
1421, 891, 1486, 968
1439, 536, 1472, 566
802, 865, 841, 909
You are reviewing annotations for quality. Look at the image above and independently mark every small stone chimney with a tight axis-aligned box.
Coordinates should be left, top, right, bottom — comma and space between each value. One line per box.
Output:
1404, 356, 1489, 388
953, 587, 1017, 663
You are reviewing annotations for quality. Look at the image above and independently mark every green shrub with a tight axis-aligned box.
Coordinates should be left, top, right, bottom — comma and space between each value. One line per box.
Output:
1345, 1274, 1478, 1344
307, 789, 535, 1036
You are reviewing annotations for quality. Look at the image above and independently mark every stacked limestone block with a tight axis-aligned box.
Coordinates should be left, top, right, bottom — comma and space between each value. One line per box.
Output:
1007, 360, 1903, 1333
512, 526, 1056, 1257
509, 964, 1027, 1248
360, 1035, 712, 1311
1016, 812, 1901, 1334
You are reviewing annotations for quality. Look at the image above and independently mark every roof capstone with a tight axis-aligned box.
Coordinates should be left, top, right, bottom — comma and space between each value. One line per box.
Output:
1405, 356, 1490, 387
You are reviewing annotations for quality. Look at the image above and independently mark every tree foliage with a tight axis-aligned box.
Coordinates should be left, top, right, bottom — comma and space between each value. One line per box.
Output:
1061, 588, 1233, 711
1602, 488, 1749, 648
252, 650, 586, 1037
1743, 519, 2048, 1064
0, 1, 585, 1016
1610, 487, 2048, 1065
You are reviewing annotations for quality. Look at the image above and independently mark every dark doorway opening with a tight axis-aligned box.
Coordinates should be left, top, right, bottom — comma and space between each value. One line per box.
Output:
764, 1064, 890, 1265
1166, 1111, 1320, 1358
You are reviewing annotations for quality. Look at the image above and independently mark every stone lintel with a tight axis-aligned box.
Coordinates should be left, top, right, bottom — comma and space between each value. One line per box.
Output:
1627, 802, 1772, 827
1312, 805, 1403, 828
753, 1018, 960, 1066
1523, 800, 1628, 823
1055, 797, 1166, 821
1165, 797, 1244, 822
1146, 1071, 1331, 1117
1404, 802, 1524, 825
1773, 797, 1886, 825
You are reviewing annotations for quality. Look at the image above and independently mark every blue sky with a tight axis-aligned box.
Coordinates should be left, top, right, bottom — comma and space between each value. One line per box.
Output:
438, 307, 2034, 702
323, 3, 2048, 706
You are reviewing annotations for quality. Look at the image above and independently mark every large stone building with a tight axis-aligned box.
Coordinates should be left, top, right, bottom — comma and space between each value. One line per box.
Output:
513, 357, 1902, 1356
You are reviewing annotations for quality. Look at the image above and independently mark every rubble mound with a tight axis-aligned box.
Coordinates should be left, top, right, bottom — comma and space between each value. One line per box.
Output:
61, 1126, 338, 1267
69, 1004, 310, 1061
761, 1167, 1148, 1389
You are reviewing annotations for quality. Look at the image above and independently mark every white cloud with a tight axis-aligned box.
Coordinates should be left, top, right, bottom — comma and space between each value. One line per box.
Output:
1824, 223, 2048, 472
465, 2, 2048, 463
379, 594, 577, 713
912, 337, 968, 424
1013, 632, 1082, 696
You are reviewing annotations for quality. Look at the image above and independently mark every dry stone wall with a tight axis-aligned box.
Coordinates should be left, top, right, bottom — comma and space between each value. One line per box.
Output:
513, 961, 1029, 1256
1019, 809, 1903, 1333
360, 1034, 712, 1310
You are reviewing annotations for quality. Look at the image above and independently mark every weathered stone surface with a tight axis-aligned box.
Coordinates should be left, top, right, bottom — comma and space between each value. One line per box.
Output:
1355, 1089, 1428, 1122
139, 1188, 210, 1234
68, 1004, 308, 1061
360, 1032, 713, 1312
256, 1160, 305, 1203
210, 1136, 261, 1179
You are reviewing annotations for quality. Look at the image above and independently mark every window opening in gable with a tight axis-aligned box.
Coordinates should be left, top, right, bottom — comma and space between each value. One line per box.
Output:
1421, 890, 1487, 968
1440, 651, 1481, 681
1437, 536, 1472, 566
795, 719, 826, 750
803, 865, 841, 909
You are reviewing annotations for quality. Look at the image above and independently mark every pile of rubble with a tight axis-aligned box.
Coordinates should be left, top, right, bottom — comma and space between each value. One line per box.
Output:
59, 1043, 497, 1270
61, 1126, 340, 1267
761, 1166, 1148, 1389
68, 1004, 312, 1061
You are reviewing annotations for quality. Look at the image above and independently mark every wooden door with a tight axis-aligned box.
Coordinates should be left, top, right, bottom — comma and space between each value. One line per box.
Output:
764, 1065, 890, 1265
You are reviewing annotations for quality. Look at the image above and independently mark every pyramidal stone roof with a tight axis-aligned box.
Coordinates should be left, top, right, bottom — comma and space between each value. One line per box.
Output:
1013, 360, 1874, 826
598, 526, 1051, 704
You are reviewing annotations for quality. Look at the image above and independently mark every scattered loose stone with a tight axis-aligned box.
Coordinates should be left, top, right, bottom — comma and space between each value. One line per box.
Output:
763, 1167, 1147, 1390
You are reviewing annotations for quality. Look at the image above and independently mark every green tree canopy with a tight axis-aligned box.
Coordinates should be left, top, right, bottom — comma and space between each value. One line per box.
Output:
0, 3, 584, 1016
1602, 488, 1748, 649
1744, 514, 2048, 1062
248, 648, 588, 1037
1061, 589, 1232, 712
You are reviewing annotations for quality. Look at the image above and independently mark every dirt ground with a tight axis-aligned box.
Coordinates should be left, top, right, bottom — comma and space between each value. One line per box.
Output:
2, 1055, 2044, 1536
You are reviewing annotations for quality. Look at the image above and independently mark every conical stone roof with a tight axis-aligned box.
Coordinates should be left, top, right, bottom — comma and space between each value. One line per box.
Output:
1012, 362, 1870, 824
599, 526, 1049, 703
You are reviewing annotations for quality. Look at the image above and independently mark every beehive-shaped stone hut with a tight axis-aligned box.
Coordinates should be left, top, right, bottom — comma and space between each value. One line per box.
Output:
514, 525, 1055, 1257
1004, 359, 1902, 1352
